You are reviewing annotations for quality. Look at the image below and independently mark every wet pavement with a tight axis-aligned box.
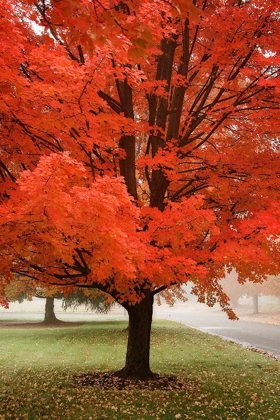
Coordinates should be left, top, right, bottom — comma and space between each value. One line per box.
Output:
155, 307, 280, 360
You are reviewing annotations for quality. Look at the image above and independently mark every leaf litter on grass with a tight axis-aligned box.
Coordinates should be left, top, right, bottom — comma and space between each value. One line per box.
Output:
73, 371, 199, 391
0, 321, 280, 419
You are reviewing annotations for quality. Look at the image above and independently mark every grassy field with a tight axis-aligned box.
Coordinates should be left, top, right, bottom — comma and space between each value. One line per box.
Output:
0, 320, 279, 419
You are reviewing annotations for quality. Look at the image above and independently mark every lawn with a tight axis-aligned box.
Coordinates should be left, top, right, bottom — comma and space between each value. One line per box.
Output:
0, 320, 279, 419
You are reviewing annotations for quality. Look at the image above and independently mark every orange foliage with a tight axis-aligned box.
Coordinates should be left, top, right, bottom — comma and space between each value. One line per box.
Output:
0, 0, 280, 320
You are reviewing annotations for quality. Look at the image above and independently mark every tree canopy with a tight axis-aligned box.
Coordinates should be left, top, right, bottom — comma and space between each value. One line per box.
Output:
0, 0, 279, 377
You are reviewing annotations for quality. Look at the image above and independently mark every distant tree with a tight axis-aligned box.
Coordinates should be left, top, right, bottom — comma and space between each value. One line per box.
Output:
5, 280, 62, 324
5, 280, 114, 324
62, 288, 115, 313
222, 273, 280, 314
261, 276, 280, 300
39, 293, 61, 324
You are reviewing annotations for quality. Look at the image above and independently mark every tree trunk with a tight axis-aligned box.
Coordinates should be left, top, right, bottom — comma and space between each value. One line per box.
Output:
253, 294, 259, 314
117, 292, 155, 379
44, 296, 59, 324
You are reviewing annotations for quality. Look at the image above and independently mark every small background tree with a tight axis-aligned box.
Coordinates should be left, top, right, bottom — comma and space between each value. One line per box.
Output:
5, 279, 115, 324
222, 273, 280, 314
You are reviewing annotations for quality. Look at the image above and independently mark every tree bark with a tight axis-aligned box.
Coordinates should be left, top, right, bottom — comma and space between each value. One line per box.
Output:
44, 296, 59, 324
117, 292, 155, 379
253, 294, 259, 314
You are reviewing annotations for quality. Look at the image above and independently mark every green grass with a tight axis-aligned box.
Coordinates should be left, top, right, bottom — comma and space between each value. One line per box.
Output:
0, 320, 279, 419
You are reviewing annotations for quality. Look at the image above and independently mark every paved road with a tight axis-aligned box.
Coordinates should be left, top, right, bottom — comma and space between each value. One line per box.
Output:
155, 308, 280, 360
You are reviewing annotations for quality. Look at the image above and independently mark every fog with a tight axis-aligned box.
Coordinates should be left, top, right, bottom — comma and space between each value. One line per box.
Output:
0, 290, 279, 324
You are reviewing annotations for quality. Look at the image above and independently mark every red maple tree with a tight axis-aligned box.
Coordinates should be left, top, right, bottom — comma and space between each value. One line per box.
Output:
0, 0, 280, 378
